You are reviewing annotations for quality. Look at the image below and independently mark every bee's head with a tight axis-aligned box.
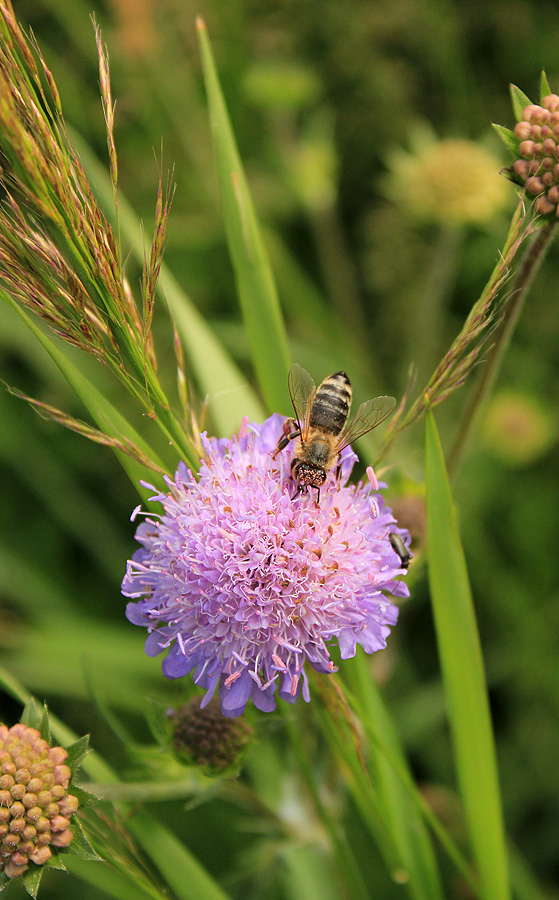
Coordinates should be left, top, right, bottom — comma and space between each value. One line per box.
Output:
291, 460, 327, 489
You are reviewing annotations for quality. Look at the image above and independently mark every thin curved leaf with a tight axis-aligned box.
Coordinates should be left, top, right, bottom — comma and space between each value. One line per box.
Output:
197, 18, 291, 414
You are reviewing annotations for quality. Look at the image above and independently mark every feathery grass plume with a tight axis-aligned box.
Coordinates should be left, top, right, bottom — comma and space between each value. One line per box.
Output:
375, 199, 535, 464
0, 1, 199, 471
5, 385, 167, 474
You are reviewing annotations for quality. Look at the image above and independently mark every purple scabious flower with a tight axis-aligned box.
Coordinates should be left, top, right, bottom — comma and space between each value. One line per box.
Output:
122, 414, 410, 718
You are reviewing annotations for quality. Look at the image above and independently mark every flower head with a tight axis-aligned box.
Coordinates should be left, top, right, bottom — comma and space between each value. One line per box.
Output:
387, 133, 509, 225
123, 415, 410, 717
483, 391, 557, 467
0, 723, 79, 879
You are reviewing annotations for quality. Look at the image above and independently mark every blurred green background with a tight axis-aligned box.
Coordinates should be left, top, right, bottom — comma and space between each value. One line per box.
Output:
1, 0, 558, 897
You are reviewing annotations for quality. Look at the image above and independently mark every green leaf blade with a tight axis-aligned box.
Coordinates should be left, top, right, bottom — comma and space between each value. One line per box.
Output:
197, 17, 291, 414
425, 411, 511, 900
539, 71, 551, 100
492, 123, 520, 156
510, 85, 532, 122
347, 654, 444, 900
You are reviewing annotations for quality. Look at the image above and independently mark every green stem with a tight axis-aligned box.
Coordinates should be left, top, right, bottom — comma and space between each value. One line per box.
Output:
407, 225, 463, 385
448, 219, 557, 476
283, 710, 372, 900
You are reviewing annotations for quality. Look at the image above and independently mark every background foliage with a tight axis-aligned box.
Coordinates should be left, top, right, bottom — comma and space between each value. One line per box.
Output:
0, 0, 557, 898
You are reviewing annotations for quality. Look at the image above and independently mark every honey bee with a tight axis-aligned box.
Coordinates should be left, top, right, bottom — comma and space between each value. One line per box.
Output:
274, 364, 395, 498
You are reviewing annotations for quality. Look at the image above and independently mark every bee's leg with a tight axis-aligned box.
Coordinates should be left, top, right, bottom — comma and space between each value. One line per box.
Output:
272, 419, 300, 458
334, 453, 343, 481
314, 487, 321, 505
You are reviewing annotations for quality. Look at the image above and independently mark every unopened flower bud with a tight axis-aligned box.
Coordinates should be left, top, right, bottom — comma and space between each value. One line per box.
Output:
171, 698, 254, 774
4, 860, 27, 879
51, 829, 73, 848
525, 176, 545, 194
518, 140, 535, 158
0, 723, 80, 878
385, 137, 509, 225
28, 845, 51, 865
500, 80, 559, 215
514, 122, 531, 140
535, 196, 556, 214
542, 94, 559, 111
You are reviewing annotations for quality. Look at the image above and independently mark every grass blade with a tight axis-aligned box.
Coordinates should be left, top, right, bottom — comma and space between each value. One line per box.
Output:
196, 17, 291, 413
345, 653, 444, 900
425, 410, 511, 900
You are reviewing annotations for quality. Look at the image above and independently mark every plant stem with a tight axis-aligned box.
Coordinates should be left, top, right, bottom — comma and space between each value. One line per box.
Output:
447, 219, 557, 477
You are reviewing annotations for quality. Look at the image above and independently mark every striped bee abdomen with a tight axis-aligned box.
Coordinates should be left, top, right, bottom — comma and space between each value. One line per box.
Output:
310, 371, 352, 435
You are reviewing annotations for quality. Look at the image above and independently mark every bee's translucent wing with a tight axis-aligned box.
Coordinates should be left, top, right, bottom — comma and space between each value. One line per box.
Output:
336, 395, 396, 450
288, 364, 316, 440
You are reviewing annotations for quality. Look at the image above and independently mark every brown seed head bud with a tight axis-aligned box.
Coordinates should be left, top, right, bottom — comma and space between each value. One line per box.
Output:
171, 698, 254, 774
